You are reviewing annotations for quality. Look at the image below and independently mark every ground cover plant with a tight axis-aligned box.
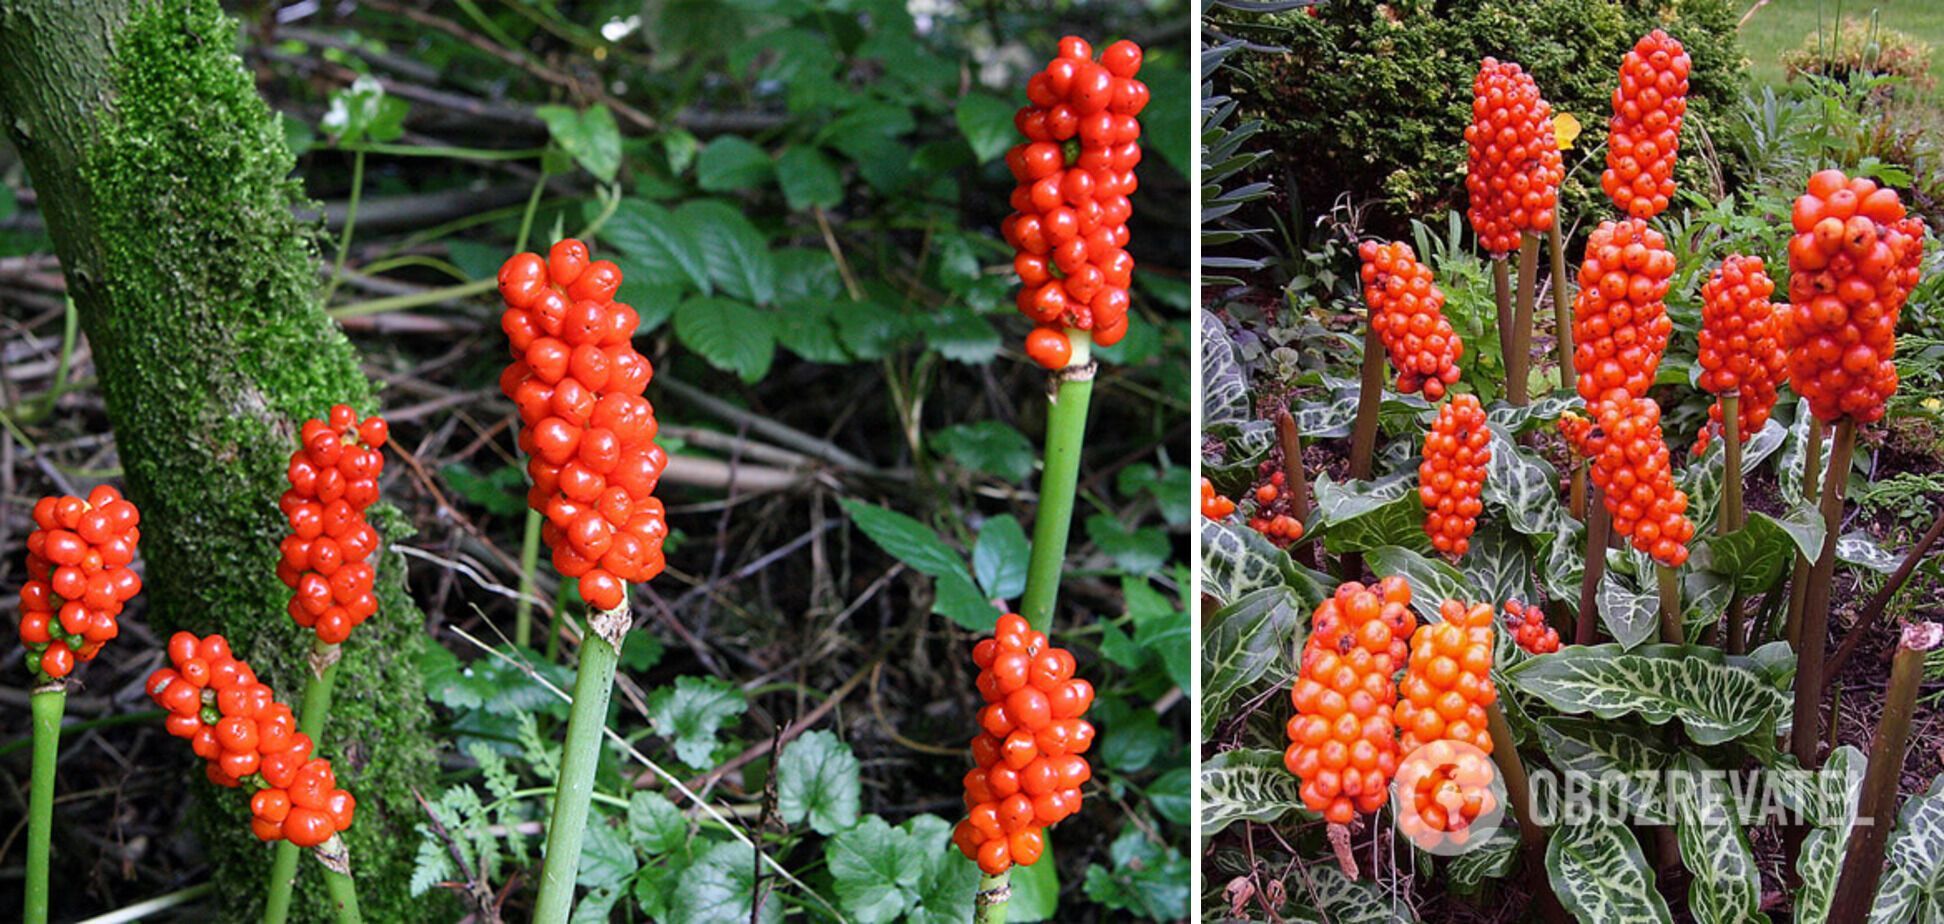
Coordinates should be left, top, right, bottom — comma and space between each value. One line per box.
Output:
1203, 1, 1944, 921
0, 0, 1191, 920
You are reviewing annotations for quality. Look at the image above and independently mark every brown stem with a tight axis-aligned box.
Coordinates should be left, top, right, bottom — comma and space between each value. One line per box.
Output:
1824, 500, 1944, 684
1829, 623, 1944, 923
1509, 235, 1540, 406
1486, 702, 1566, 923
1343, 315, 1385, 579
1274, 406, 1319, 570
1575, 487, 1610, 645
1790, 419, 1857, 770
1785, 423, 1827, 649
1549, 225, 1573, 393
1492, 255, 1514, 391
1722, 394, 1748, 654
1569, 461, 1587, 521
1657, 564, 1685, 645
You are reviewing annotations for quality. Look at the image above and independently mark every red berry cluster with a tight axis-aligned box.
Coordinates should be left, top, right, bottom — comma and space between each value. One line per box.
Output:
1464, 58, 1564, 254
498, 239, 669, 611
1359, 240, 1464, 400
1588, 396, 1694, 566
1572, 219, 1676, 408
1200, 478, 1236, 520
955, 614, 1094, 876
1285, 578, 1416, 824
278, 406, 387, 645
1601, 30, 1689, 219
1693, 255, 1787, 454
18, 487, 142, 680
1246, 470, 1305, 546
146, 633, 354, 847
1419, 395, 1490, 558
1505, 599, 1560, 654
1782, 170, 1923, 425
1003, 37, 1147, 369
1395, 600, 1497, 756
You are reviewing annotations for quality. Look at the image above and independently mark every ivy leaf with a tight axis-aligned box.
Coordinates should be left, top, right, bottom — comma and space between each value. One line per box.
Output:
927, 311, 1001, 365
1200, 748, 1309, 834
669, 841, 781, 924
901, 815, 980, 923
776, 144, 843, 210
674, 297, 775, 382
933, 421, 1033, 482
971, 514, 1029, 601
838, 499, 971, 583
777, 729, 861, 835
695, 134, 774, 190
536, 104, 621, 182
647, 676, 747, 767
954, 92, 1015, 163
627, 791, 686, 855
1082, 825, 1190, 920
826, 815, 921, 923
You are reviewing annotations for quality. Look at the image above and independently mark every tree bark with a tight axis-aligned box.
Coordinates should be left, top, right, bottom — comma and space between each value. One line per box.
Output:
0, 2, 443, 920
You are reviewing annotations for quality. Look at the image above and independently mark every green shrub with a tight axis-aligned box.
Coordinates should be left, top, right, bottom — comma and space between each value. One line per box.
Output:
1782, 16, 1934, 89
1214, 0, 1746, 235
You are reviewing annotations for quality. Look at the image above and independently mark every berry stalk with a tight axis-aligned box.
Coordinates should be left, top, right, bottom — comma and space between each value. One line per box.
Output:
1509, 234, 1540, 405
25, 686, 62, 924
1656, 564, 1684, 644
1829, 622, 1944, 922
1549, 225, 1573, 391
317, 836, 365, 924
1574, 488, 1609, 646
1721, 393, 1749, 653
1491, 257, 1514, 384
263, 640, 344, 924
974, 873, 1011, 924
1784, 423, 1825, 649
1273, 407, 1318, 570
1790, 419, 1858, 768
1021, 331, 1095, 633
533, 601, 627, 924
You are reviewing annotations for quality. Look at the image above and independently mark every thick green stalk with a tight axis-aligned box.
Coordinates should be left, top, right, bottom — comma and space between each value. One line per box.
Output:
317, 842, 364, 924
1830, 623, 1943, 922
533, 599, 628, 924
1549, 225, 1573, 392
1020, 331, 1094, 633
265, 642, 345, 924
973, 872, 1010, 924
321, 149, 365, 304
514, 510, 543, 649
1721, 394, 1749, 654
1791, 420, 1857, 769
1509, 234, 1539, 405
26, 686, 64, 924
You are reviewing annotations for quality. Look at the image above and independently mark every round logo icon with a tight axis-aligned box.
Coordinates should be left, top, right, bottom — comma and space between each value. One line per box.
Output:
1391, 739, 1507, 856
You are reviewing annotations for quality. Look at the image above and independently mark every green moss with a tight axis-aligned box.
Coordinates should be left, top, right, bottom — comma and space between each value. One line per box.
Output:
80, 2, 448, 920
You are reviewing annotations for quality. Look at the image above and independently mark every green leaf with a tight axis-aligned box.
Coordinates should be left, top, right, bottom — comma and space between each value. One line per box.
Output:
1790, 745, 1867, 920
1082, 825, 1190, 919
776, 729, 860, 835
1006, 846, 1060, 921
536, 104, 622, 182
954, 92, 1016, 163
1483, 423, 1563, 538
1838, 531, 1902, 574
1127, 577, 1190, 690
1201, 587, 1303, 728
1200, 748, 1309, 834
1289, 866, 1416, 923
577, 811, 640, 891
1364, 546, 1478, 624
1099, 708, 1172, 774
678, 200, 777, 306
932, 572, 999, 631
838, 499, 971, 582
1683, 418, 1788, 535
775, 144, 844, 210
971, 514, 1029, 601
1200, 517, 1326, 609
826, 815, 921, 922
1700, 504, 1825, 595
1461, 520, 1534, 609
773, 300, 848, 363
1148, 767, 1191, 827
674, 297, 774, 382
627, 791, 686, 855
1534, 718, 1678, 826
932, 421, 1033, 482
1086, 514, 1170, 574
1865, 772, 1944, 923
927, 311, 1000, 365
647, 675, 747, 767
669, 840, 781, 924
1506, 644, 1790, 748
1447, 830, 1520, 893
1546, 821, 1673, 924
1597, 564, 1659, 651
1671, 753, 1767, 924
604, 199, 713, 294
695, 135, 774, 191
1141, 56, 1192, 178
1310, 473, 1428, 554
441, 463, 526, 518
322, 75, 407, 144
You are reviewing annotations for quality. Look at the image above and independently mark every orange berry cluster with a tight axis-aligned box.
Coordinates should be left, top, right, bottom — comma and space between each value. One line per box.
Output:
1419, 395, 1490, 558
497, 239, 669, 611
1247, 470, 1305, 546
1464, 58, 1564, 254
1396, 601, 1497, 755
1200, 477, 1236, 520
1285, 578, 1416, 824
1571, 219, 1675, 408
1003, 37, 1147, 369
278, 406, 387, 645
1588, 396, 1695, 566
146, 633, 354, 847
1506, 599, 1560, 654
1782, 170, 1923, 425
1396, 738, 1499, 850
18, 487, 142, 680
1601, 30, 1689, 219
955, 614, 1094, 875
1693, 255, 1787, 454
1359, 240, 1463, 400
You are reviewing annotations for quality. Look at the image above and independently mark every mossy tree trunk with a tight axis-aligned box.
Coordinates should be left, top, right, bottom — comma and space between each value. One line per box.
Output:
0, 2, 445, 920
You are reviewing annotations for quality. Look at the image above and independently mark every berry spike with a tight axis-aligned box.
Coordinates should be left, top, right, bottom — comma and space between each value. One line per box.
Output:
1693, 255, 1787, 454
1588, 395, 1694, 566
19, 487, 142, 681
1601, 30, 1690, 219
1419, 395, 1490, 559
1285, 578, 1416, 824
1571, 218, 1676, 410
1358, 240, 1463, 400
1465, 58, 1564, 255
279, 404, 387, 644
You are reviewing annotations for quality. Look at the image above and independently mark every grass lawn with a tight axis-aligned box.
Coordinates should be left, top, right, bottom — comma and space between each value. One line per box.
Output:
1738, 0, 1944, 94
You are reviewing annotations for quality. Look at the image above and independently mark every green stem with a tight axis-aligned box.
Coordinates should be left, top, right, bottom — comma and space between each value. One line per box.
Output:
1791, 419, 1858, 770
1657, 564, 1684, 645
974, 872, 1010, 924
515, 508, 543, 650
326, 278, 496, 319
514, 165, 551, 254
533, 600, 627, 924
322, 148, 365, 304
17, 297, 79, 425
264, 641, 343, 924
320, 855, 364, 924
1020, 331, 1095, 634
26, 687, 64, 924
340, 142, 547, 161
72, 882, 214, 924
1509, 234, 1539, 406
1722, 394, 1748, 654
1549, 224, 1573, 393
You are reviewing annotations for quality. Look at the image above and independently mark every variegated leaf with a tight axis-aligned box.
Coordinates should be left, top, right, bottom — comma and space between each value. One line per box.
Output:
1682, 570, 1733, 644
1597, 568, 1660, 650
1446, 828, 1520, 893
1698, 505, 1825, 595
1488, 392, 1581, 434
1796, 746, 1867, 923
1202, 588, 1305, 728
1312, 473, 1431, 554
1505, 644, 1790, 747
1200, 748, 1309, 835
1867, 773, 1944, 924
1775, 400, 1827, 509
1837, 531, 1902, 574
1294, 388, 1362, 439
1534, 717, 1679, 826
1365, 545, 1478, 624
1290, 866, 1419, 924
1315, 472, 1418, 522
1540, 514, 1588, 604
1483, 423, 1563, 538
1462, 520, 1534, 609
1201, 517, 1299, 608
1546, 820, 1674, 924
1202, 309, 1250, 429
1673, 753, 1767, 924
1682, 418, 1788, 535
